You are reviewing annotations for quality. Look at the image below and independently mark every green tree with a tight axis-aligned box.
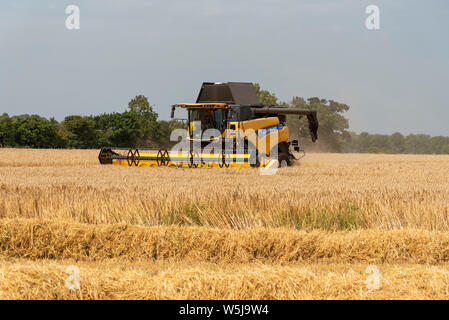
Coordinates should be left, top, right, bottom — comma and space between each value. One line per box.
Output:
152, 119, 186, 148
441, 144, 449, 154
368, 134, 391, 153
254, 83, 278, 105
11, 115, 62, 148
430, 136, 449, 154
128, 95, 158, 121
94, 111, 142, 147
389, 132, 406, 153
288, 97, 350, 152
0, 113, 14, 147
339, 131, 356, 153
405, 134, 432, 154
357, 132, 371, 153
128, 95, 158, 146
61, 115, 99, 149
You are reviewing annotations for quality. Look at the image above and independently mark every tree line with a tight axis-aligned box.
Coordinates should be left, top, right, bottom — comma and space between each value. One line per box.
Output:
0, 95, 184, 149
340, 132, 449, 154
1, 88, 448, 154
254, 84, 449, 154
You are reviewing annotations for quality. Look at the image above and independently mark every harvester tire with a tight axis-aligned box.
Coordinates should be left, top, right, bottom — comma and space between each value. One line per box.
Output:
278, 152, 290, 168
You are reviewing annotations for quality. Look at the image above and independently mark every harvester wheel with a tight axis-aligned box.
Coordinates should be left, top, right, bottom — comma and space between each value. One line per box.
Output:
219, 153, 228, 168
278, 152, 291, 168
224, 152, 232, 167
134, 149, 140, 166
193, 151, 201, 168
189, 151, 199, 168
127, 149, 135, 167
249, 153, 260, 168
218, 153, 224, 168
156, 149, 163, 166
163, 149, 170, 166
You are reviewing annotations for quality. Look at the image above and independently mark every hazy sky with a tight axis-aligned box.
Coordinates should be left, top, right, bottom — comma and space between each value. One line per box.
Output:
1, 0, 448, 135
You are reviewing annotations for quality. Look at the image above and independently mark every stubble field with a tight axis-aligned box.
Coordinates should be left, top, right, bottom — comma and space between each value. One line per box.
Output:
0, 148, 448, 299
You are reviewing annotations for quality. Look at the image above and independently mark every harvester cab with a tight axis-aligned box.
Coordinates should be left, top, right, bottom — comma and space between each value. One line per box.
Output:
99, 82, 318, 168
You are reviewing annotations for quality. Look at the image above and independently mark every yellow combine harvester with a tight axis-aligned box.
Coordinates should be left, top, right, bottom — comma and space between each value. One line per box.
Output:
98, 82, 318, 168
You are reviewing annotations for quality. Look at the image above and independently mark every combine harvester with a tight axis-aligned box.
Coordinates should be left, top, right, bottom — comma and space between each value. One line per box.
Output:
98, 82, 318, 168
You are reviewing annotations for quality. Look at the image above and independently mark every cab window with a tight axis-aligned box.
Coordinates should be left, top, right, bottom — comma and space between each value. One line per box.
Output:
189, 109, 227, 138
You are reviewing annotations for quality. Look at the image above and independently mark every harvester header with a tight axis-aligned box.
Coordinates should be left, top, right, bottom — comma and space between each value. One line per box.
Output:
99, 82, 318, 168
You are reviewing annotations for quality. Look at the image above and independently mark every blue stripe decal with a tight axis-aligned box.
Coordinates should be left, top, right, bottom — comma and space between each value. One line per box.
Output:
256, 124, 283, 137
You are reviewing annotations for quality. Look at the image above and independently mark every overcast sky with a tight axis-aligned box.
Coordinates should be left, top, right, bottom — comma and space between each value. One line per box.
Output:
1, 0, 448, 135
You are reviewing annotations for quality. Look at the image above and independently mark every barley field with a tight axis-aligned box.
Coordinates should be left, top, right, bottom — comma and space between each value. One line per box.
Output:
0, 148, 448, 299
